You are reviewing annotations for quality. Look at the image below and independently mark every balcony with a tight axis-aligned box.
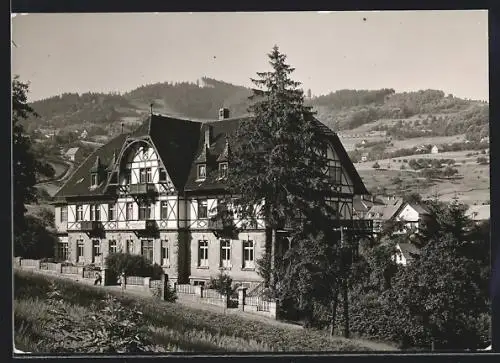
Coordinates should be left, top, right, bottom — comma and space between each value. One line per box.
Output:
340, 219, 374, 235
129, 183, 156, 195
79, 221, 103, 232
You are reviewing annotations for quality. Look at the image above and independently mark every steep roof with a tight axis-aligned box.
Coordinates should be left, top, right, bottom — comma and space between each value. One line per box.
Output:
407, 203, 430, 215
55, 113, 367, 198
367, 199, 404, 220
54, 133, 129, 199
65, 147, 79, 156
184, 116, 368, 194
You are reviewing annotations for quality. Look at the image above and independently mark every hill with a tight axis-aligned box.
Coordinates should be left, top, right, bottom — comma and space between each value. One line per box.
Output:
22, 78, 489, 204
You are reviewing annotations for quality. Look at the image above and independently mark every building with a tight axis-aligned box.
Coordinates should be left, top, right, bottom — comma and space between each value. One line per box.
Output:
52, 109, 368, 287
431, 145, 439, 154
393, 242, 420, 266
366, 199, 431, 235
64, 147, 83, 162
465, 204, 490, 224
361, 153, 368, 162
353, 195, 385, 220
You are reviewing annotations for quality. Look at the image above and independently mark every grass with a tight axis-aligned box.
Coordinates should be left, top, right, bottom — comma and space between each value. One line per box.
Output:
14, 270, 389, 353
356, 153, 490, 205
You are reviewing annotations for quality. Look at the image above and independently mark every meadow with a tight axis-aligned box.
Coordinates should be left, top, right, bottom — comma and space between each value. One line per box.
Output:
14, 270, 391, 353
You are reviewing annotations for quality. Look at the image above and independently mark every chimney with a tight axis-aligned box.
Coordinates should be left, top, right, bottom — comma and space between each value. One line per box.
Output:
204, 125, 212, 148
219, 107, 230, 120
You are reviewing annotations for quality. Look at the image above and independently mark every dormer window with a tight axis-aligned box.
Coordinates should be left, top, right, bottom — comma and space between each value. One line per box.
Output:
219, 162, 228, 179
198, 164, 206, 180
91, 173, 98, 186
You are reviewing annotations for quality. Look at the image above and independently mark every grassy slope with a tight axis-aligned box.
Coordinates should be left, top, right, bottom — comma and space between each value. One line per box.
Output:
14, 270, 397, 353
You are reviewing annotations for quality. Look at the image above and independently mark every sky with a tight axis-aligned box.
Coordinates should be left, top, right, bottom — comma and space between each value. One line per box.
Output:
11, 10, 489, 102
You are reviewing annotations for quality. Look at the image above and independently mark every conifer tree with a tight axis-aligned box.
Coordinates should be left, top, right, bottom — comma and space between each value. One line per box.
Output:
226, 46, 346, 327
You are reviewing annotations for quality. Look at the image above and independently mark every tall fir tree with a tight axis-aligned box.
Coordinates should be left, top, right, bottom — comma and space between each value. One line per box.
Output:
225, 46, 346, 328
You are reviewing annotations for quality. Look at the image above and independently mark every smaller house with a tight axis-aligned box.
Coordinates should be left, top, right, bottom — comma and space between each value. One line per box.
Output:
361, 153, 369, 162
366, 198, 404, 234
64, 147, 82, 162
480, 136, 490, 144
465, 204, 490, 224
353, 194, 386, 219
431, 145, 439, 154
80, 129, 88, 139
393, 242, 420, 266
393, 203, 431, 233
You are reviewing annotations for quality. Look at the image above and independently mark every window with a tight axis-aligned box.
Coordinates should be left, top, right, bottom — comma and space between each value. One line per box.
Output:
76, 205, 83, 221
159, 168, 167, 181
197, 164, 206, 180
108, 240, 117, 254
243, 240, 254, 269
161, 201, 169, 219
198, 240, 208, 267
108, 204, 115, 221
60, 206, 68, 222
193, 280, 205, 286
123, 170, 131, 185
139, 202, 152, 220
90, 204, 100, 221
91, 173, 98, 186
77, 240, 84, 261
328, 162, 342, 185
139, 168, 152, 183
220, 239, 231, 268
161, 240, 169, 266
126, 239, 134, 254
126, 202, 134, 220
219, 162, 228, 179
141, 240, 154, 262
197, 199, 208, 219
58, 242, 69, 261
92, 240, 101, 261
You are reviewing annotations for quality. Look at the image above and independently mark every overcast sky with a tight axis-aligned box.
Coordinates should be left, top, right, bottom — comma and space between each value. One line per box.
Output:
11, 10, 489, 102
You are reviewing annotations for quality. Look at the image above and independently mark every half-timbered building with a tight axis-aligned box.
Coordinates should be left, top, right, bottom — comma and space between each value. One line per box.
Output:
52, 108, 368, 287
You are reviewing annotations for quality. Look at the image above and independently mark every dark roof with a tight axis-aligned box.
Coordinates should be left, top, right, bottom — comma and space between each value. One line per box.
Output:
53, 133, 129, 199
408, 203, 430, 215
184, 117, 245, 192
55, 113, 368, 198
184, 116, 368, 194
147, 114, 201, 190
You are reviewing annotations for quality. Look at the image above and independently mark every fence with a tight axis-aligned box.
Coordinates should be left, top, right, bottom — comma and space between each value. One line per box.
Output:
149, 279, 162, 289
62, 265, 80, 275
245, 295, 273, 313
175, 284, 196, 295
83, 268, 100, 279
40, 262, 49, 270
126, 276, 146, 286
20, 259, 39, 268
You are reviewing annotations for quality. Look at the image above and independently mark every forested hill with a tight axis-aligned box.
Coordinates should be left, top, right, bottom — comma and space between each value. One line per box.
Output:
23, 78, 488, 142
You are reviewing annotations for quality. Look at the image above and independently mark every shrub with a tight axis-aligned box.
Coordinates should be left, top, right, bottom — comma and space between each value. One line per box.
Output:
105, 253, 159, 280
207, 271, 239, 298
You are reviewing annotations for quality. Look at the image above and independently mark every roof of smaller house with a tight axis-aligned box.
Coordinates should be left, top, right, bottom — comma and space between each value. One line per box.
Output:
397, 243, 420, 259
367, 198, 404, 220
465, 204, 490, 221
65, 147, 80, 156
407, 203, 430, 215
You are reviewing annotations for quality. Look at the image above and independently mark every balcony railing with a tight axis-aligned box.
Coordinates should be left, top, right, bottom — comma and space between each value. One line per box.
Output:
208, 219, 235, 230
79, 221, 103, 232
129, 183, 156, 195
340, 219, 373, 234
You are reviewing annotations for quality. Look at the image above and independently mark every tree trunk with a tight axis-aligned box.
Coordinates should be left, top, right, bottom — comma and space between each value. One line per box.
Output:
330, 287, 339, 336
270, 227, 276, 286
343, 277, 349, 338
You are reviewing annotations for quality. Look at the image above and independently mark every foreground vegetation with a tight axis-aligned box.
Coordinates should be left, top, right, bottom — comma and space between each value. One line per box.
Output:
14, 270, 386, 353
